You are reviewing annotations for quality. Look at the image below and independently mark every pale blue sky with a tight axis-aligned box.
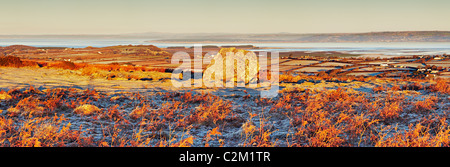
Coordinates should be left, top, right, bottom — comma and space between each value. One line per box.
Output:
0, 0, 449, 34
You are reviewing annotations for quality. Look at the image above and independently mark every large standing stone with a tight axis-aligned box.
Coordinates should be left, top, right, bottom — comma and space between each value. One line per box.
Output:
203, 48, 259, 87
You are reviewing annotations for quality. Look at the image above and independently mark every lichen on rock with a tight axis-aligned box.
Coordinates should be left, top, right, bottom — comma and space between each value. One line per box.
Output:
203, 47, 259, 87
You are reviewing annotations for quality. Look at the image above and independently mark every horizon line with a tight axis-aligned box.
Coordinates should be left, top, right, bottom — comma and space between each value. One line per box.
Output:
1, 30, 450, 36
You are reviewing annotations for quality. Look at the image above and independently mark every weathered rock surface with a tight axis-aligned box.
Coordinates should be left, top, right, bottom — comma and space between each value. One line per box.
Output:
203, 48, 259, 87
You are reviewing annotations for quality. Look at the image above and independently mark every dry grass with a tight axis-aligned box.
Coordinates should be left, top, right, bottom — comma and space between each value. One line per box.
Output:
0, 90, 12, 101
1, 56, 168, 81
0, 79, 448, 147
48, 61, 78, 70
1, 55, 450, 147
427, 79, 450, 94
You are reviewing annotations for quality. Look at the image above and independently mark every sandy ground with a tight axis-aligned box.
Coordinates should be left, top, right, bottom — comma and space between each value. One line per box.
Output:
0, 67, 172, 92
0, 67, 269, 97
0, 65, 397, 97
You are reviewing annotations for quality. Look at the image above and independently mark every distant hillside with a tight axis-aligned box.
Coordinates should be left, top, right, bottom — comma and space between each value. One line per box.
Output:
0, 45, 37, 50
148, 31, 450, 43
293, 31, 450, 42
2, 31, 450, 43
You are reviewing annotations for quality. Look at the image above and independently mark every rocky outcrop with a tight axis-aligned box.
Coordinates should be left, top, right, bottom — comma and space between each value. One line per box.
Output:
203, 47, 259, 87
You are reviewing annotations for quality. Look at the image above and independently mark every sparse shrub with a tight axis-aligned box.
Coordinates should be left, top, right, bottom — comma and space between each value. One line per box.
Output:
242, 120, 257, 136
104, 104, 127, 122
254, 97, 274, 106
308, 126, 346, 147
158, 134, 195, 147
413, 96, 438, 113
0, 56, 22, 67
402, 82, 423, 91
204, 127, 223, 147
0, 116, 14, 139
379, 101, 403, 121
0, 90, 12, 101
2, 116, 94, 147
391, 85, 401, 91
49, 61, 78, 70
373, 85, 386, 93
129, 104, 151, 120
375, 123, 450, 147
21, 60, 39, 67
270, 93, 293, 113
325, 88, 350, 102
42, 96, 63, 112
241, 116, 277, 147
188, 98, 233, 126
7, 96, 46, 117
81, 66, 100, 77
280, 74, 303, 83
427, 79, 450, 94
